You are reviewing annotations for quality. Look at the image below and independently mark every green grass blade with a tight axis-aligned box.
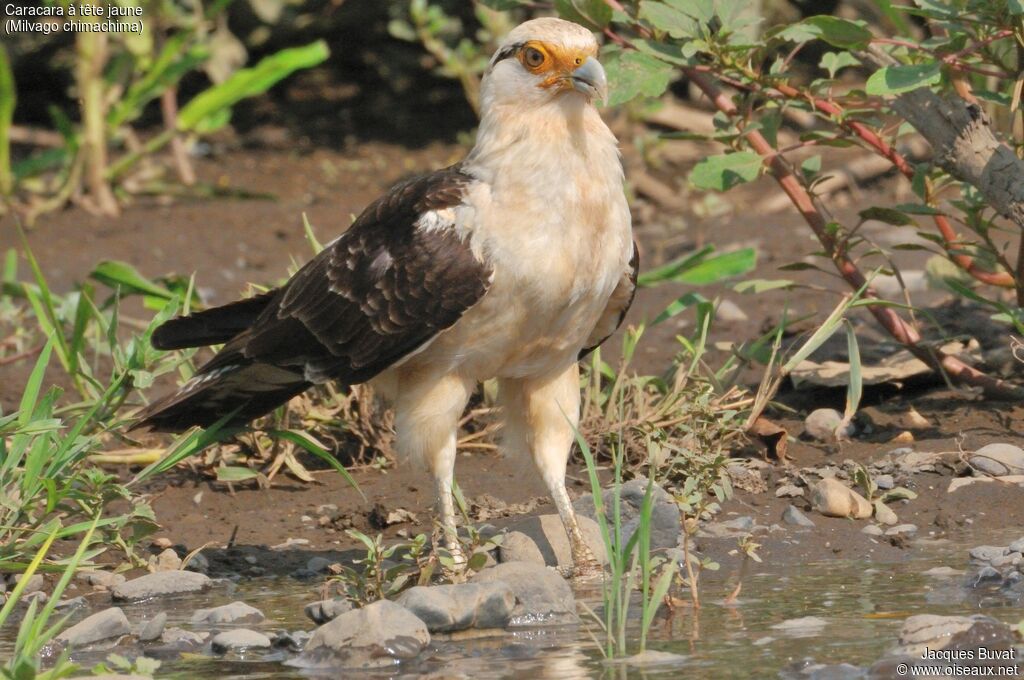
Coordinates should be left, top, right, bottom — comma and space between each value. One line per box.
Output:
269, 428, 364, 501
0, 43, 14, 196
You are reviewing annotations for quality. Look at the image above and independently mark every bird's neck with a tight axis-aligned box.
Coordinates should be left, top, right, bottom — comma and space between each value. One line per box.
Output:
464, 96, 620, 189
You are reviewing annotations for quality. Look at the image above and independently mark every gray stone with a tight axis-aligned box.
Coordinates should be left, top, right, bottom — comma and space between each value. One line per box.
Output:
810, 478, 872, 519
57, 607, 130, 647
471, 561, 577, 625
497, 515, 606, 569
894, 614, 1016, 658
715, 299, 748, 322
885, 523, 917, 537
289, 599, 430, 670
574, 476, 681, 550
211, 628, 272, 653
968, 545, 1006, 564
54, 596, 87, 612
782, 505, 815, 527
191, 601, 265, 625
721, 516, 755, 532
874, 474, 895, 490
111, 570, 211, 602
770, 616, 828, 637
14, 574, 44, 593
136, 612, 166, 642
306, 556, 333, 574
969, 443, 1024, 477
804, 408, 854, 441
775, 484, 804, 498
1008, 537, 1024, 554
304, 598, 354, 625
184, 552, 209, 574
160, 627, 208, 648
861, 525, 884, 536
396, 581, 515, 632
497, 531, 546, 565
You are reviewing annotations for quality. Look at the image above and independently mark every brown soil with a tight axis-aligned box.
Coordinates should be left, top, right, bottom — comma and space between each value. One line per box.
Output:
2, 132, 1022, 577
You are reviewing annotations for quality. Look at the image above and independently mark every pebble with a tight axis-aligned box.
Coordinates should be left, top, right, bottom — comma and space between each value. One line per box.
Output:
968, 443, 1024, 477
804, 408, 854, 441
151, 537, 174, 550
715, 299, 748, 322
56, 607, 130, 647
288, 599, 429, 670
153, 548, 182, 572
136, 612, 167, 641
574, 476, 682, 550
775, 484, 804, 498
211, 628, 272, 653
192, 601, 265, 625
111, 570, 212, 602
160, 627, 208, 648
78, 570, 127, 589
968, 545, 1006, 564
471, 561, 577, 626
1009, 537, 1024, 554
395, 581, 515, 632
782, 505, 815, 528
497, 515, 605, 569
861, 525, 884, 536
810, 478, 872, 519
14, 574, 44, 592
873, 474, 895, 490
884, 523, 917, 537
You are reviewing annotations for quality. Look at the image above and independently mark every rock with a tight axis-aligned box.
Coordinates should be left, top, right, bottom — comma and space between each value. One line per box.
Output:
111, 570, 211, 602
56, 607, 130, 647
136, 612, 167, 641
211, 629, 272, 654
151, 537, 174, 550
969, 443, 1024, 477
804, 408, 854, 441
471, 562, 577, 625
497, 531, 546, 566
184, 552, 209, 574
874, 474, 895, 490
861, 525, 884, 536
775, 484, 804, 498
1009, 537, 1024, 554
990, 552, 1021, 568
288, 600, 429, 670
54, 596, 87, 612
22, 591, 47, 605
396, 581, 515, 633
969, 546, 1006, 564
497, 515, 606, 569
782, 505, 815, 528
152, 548, 182, 572
715, 299, 748, 323
884, 523, 917, 537
304, 598, 354, 625
810, 478, 872, 519
78, 570, 126, 589
192, 601, 265, 625
14, 574, 44, 592
574, 476, 681, 550
160, 627, 208, 648
771, 616, 827, 637
873, 502, 898, 526
306, 556, 333, 574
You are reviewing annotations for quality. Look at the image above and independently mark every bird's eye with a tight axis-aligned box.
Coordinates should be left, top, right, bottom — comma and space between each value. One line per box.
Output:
522, 46, 546, 69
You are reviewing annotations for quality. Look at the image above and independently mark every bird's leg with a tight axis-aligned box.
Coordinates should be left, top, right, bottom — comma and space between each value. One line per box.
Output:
435, 469, 467, 571
502, 364, 603, 581
394, 371, 472, 578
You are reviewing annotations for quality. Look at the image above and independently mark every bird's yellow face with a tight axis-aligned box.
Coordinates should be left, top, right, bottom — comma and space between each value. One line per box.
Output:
513, 40, 606, 102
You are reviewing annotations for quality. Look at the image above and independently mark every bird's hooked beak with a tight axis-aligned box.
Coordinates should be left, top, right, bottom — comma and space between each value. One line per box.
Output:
568, 57, 608, 104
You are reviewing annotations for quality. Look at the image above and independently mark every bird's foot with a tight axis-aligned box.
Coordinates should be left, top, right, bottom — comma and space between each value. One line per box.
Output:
560, 544, 604, 582
438, 544, 469, 583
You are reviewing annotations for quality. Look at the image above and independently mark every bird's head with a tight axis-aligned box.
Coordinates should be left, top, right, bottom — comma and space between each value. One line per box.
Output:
482, 18, 607, 110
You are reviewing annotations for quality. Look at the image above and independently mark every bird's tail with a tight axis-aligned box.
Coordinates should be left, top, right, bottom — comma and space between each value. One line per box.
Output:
133, 360, 311, 432
134, 292, 310, 432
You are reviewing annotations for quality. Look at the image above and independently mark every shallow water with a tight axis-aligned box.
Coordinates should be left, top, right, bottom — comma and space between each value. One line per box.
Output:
5, 527, 1023, 679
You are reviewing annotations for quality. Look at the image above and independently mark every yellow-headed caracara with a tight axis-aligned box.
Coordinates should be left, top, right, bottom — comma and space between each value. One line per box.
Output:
137, 18, 637, 579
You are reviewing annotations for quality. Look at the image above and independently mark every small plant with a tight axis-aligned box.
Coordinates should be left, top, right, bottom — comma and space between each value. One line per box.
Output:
328, 529, 432, 606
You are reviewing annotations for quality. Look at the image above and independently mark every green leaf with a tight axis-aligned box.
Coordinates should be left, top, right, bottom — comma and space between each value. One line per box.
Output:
269, 429, 364, 501
89, 261, 175, 300
216, 466, 260, 482
734, 278, 795, 294
819, 51, 861, 78
639, 247, 757, 288
639, 1, 699, 38
801, 16, 873, 49
652, 292, 706, 326
689, 151, 763, 191
865, 62, 941, 95
881, 487, 918, 502
0, 43, 14, 196
554, 0, 613, 29
858, 206, 914, 226
178, 41, 329, 131
602, 48, 673, 107
1010, 0, 1024, 14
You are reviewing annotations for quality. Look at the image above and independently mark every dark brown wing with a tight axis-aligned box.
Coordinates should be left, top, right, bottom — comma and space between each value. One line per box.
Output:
136, 165, 492, 431
578, 241, 639, 360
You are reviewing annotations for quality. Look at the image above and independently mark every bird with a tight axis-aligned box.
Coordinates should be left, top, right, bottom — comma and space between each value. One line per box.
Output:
135, 17, 637, 579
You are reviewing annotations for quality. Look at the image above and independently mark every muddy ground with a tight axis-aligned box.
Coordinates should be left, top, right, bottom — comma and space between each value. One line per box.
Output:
1, 122, 1023, 580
